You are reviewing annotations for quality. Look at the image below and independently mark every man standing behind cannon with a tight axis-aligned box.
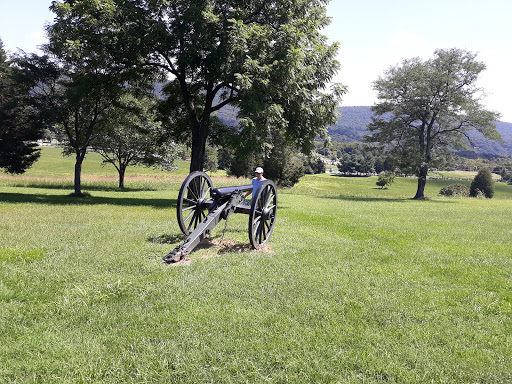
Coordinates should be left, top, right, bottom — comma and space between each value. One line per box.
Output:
251, 167, 266, 197
244, 167, 266, 201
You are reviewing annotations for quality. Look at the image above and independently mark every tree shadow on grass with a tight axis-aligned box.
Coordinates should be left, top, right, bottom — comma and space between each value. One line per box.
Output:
323, 195, 454, 204
0, 192, 176, 209
147, 233, 185, 244
150, 234, 263, 258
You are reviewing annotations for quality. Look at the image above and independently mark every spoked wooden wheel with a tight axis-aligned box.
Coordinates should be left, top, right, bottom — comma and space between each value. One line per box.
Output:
249, 180, 277, 249
177, 171, 213, 236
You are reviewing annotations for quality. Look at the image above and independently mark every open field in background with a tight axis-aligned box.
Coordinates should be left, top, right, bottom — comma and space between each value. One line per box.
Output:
290, 173, 512, 200
1, 147, 511, 382
0, 147, 234, 191
430, 170, 502, 181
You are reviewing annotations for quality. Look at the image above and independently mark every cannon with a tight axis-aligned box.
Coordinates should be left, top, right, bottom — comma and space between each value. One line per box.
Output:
163, 171, 277, 263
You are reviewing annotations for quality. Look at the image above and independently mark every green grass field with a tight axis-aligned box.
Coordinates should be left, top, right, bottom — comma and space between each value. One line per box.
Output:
1, 147, 511, 383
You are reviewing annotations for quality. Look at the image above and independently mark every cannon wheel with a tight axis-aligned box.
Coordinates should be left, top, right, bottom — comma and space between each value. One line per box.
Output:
177, 171, 213, 236
249, 180, 277, 249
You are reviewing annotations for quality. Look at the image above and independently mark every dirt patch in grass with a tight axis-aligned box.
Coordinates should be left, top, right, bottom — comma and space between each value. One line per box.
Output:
201, 238, 274, 259
169, 238, 274, 266
172, 256, 192, 266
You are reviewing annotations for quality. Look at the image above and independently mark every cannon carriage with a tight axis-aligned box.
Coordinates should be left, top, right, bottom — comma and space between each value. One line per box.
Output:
163, 171, 277, 263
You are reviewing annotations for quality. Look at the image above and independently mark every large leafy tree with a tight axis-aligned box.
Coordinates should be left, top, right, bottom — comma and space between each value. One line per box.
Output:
49, 0, 344, 173
0, 39, 41, 173
366, 48, 501, 199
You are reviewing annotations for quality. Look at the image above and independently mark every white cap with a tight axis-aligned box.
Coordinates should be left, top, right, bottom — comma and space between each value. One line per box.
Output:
254, 167, 263, 174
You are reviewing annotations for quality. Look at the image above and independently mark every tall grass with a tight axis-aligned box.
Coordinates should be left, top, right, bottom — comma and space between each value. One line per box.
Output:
1, 148, 511, 382
0, 147, 239, 192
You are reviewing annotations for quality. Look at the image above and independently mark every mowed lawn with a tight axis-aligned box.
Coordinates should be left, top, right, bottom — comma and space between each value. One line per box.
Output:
1, 147, 511, 383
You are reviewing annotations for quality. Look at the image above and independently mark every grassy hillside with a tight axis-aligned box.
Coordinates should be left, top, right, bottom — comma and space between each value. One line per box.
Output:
1, 147, 511, 382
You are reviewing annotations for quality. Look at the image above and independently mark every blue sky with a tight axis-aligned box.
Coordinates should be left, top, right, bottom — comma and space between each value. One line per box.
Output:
324, 0, 512, 121
1, 0, 511, 121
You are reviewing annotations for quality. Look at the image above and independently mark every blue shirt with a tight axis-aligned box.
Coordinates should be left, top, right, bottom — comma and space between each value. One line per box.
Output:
251, 176, 266, 198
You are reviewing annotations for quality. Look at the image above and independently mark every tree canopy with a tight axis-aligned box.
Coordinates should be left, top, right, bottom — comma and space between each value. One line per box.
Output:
91, 94, 181, 189
366, 48, 501, 199
48, 0, 344, 173
0, 39, 42, 174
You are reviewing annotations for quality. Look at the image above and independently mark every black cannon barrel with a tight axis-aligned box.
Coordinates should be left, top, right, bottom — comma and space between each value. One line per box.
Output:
211, 184, 252, 200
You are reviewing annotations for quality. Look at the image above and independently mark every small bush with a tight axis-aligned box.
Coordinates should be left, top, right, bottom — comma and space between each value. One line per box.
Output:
470, 168, 494, 198
439, 183, 470, 197
376, 171, 395, 189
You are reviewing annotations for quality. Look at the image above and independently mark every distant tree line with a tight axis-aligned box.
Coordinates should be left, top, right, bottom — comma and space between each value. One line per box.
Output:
314, 142, 394, 175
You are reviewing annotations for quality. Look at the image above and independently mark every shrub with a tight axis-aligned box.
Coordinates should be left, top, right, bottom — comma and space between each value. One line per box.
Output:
376, 170, 395, 189
439, 183, 470, 197
470, 168, 494, 198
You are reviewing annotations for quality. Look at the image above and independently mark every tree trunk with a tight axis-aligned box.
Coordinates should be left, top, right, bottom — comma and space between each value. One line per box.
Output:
74, 154, 84, 195
189, 120, 209, 173
414, 164, 428, 200
118, 166, 125, 189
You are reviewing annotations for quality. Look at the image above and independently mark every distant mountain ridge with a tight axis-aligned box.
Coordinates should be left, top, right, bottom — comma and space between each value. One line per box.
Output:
327, 106, 373, 143
329, 106, 512, 158
215, 104, 512, 157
